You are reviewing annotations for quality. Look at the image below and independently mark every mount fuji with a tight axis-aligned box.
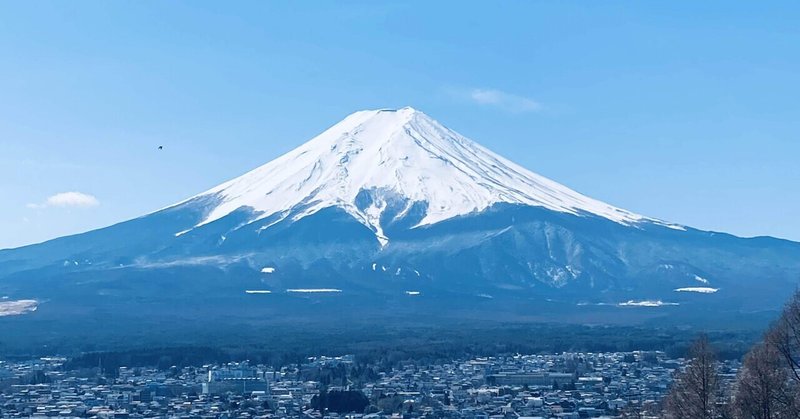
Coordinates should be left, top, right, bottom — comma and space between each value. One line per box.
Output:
2, 107, 799, 344
175, 107, 678, 246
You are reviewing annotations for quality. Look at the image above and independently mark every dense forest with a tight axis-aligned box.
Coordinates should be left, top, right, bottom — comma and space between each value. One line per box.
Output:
49, 323, 760, 373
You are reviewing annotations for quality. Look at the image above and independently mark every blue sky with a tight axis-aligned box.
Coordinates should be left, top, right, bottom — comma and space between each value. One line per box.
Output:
1, 1, 799, 249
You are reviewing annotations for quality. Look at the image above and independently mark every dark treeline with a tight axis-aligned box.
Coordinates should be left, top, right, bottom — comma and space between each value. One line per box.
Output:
57, 324, 758, 373
311, 389, 370, 414
63, 347, 232, 372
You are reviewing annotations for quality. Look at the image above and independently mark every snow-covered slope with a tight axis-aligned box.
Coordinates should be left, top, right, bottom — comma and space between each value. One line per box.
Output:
174, 107, 677, 244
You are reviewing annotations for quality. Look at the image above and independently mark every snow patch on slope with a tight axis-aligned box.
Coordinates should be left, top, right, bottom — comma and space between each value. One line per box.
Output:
675, 287, 718, 294
618, 300, 679, 307
287, 288, 342, 293
0, 299, 38, 317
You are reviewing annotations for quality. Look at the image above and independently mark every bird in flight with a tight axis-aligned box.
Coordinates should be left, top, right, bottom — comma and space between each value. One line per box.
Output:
158, 145, 163, 150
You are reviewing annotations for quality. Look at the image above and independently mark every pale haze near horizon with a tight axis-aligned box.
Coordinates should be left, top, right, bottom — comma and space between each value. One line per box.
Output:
1, 1, 799, 249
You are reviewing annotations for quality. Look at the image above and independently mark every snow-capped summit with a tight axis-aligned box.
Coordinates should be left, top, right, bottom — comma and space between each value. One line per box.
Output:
177, 107, 673, 244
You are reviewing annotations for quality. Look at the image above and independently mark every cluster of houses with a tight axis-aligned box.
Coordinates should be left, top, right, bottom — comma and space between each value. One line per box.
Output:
0, 351, 740, 418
